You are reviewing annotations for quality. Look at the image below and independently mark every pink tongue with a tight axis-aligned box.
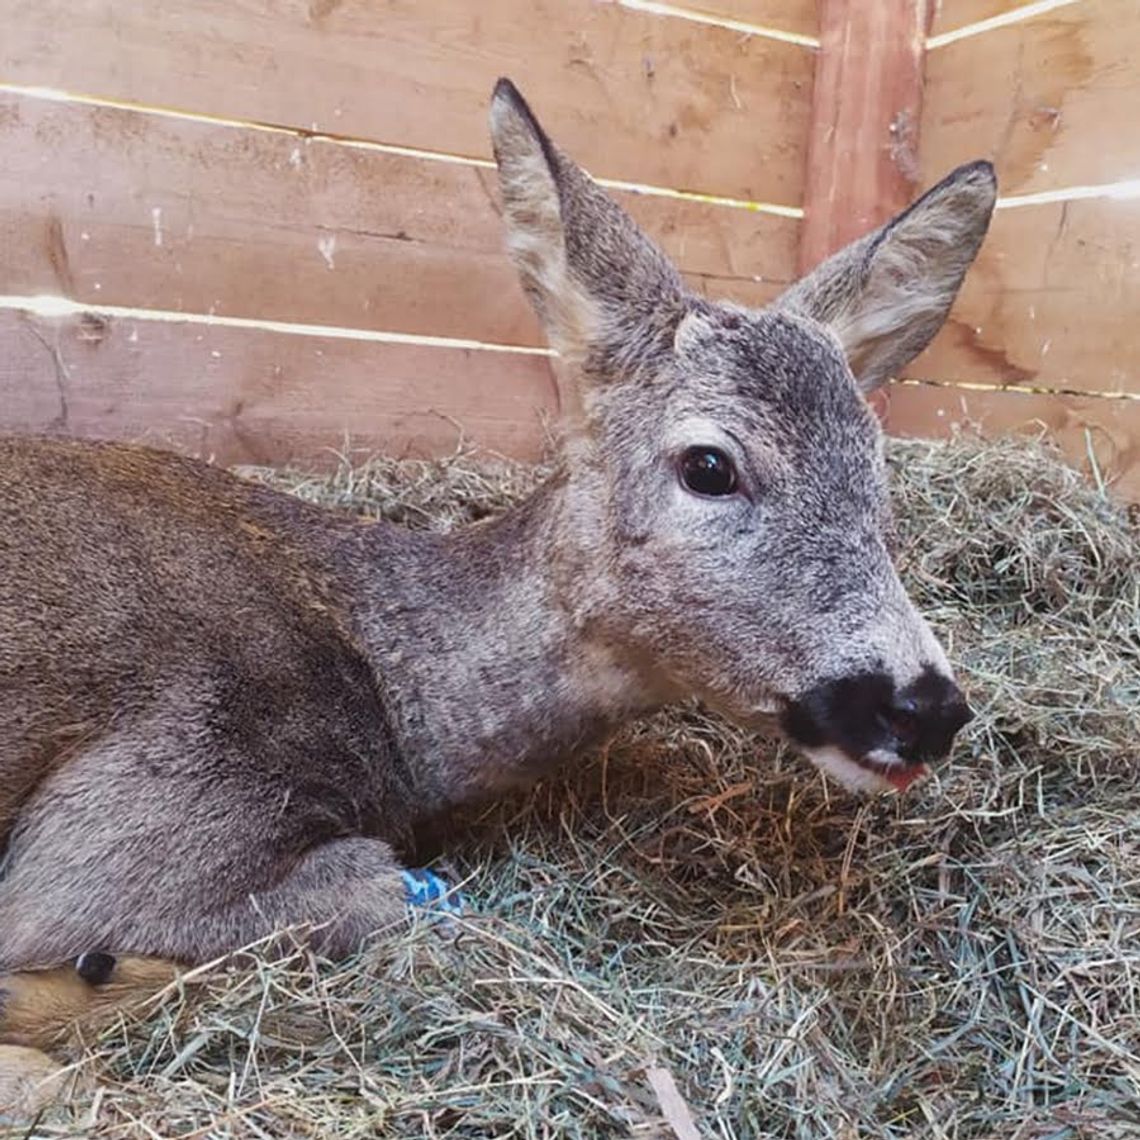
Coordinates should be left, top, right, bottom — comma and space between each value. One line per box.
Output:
885, 763, 929, 792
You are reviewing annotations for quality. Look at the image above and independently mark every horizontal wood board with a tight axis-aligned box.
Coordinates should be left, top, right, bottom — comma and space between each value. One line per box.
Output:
692, 0, 817, 35
3, 0, 814, 205
903, 198, 1140, 396
921, 0, 1140, 195
7, 306, 1135, 500
887, 382, 1140, 499
929, 0, 1061, 36
1, 310, 558, 467
0, 93, 797, 345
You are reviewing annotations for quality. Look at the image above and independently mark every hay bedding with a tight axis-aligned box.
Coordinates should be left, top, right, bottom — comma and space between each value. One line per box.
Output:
10, 435, 1139, 1140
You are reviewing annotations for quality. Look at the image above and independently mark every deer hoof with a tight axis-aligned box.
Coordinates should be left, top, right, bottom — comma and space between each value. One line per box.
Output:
75, 953, 117, 987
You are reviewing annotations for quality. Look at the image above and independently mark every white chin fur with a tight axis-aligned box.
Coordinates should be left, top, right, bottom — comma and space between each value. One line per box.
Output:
804, 745, 896, 794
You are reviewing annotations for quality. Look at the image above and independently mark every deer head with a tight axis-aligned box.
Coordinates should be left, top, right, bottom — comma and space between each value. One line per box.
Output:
489, 79, 994, 792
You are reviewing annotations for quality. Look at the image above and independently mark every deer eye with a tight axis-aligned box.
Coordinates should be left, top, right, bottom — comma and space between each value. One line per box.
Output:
678, 447, 738, 497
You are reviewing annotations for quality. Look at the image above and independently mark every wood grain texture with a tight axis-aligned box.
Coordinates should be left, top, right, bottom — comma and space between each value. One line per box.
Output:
3, 0, 814, 205
11, 306, 1133, 500
799, 0, 927, 271
690, 0, 817, 35
903, 199, 1140, 396
886, 382, 1140, 500
0, 94, 799, 344
929, 0, 1051, 36
922, 0, 1140, 194
1, 310, 558, 467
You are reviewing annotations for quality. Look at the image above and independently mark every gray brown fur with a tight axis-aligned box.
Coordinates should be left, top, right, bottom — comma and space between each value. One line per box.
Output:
0, 80, 995, 987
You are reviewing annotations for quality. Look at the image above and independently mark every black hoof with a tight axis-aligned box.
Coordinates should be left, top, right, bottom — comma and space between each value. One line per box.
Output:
75, 951, 116, 986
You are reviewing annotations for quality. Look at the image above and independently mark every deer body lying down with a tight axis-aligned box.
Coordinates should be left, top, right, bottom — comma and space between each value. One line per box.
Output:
0, 80, 993, 1084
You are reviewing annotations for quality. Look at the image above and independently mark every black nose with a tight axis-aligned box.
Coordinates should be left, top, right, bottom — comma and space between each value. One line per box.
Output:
880, 673, 972, 764
783, 667, 972, 765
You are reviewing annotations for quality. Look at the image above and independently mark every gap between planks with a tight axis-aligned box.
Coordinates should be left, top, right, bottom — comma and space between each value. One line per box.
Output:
0, 84, 803, 220
0, 295, 554, 356
7, 84, 1137, 213
896, 377, 1140, 403
5, 295, 1138, 407
926, 0, 1081, 49
615, 0, 818, 46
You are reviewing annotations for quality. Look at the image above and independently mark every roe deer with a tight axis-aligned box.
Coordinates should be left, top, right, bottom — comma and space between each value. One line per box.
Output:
0, 79, 994, 1099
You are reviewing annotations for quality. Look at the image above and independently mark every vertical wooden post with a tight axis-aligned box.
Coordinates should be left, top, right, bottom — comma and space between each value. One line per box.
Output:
798, 0, 930, 276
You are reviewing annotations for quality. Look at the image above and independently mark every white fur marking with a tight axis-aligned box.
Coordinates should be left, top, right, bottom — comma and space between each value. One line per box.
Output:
805, 746, 895, 795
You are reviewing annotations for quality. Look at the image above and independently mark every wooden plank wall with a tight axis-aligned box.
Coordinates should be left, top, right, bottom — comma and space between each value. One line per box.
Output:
4, 1, 1138, 499
892, 0, 1140, 498
0, 0, 813, 465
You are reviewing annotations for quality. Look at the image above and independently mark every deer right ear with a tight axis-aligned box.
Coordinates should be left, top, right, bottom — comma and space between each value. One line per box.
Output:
489, 79, 598, 368
489, 79, 685, 377
775, 161, 997, 392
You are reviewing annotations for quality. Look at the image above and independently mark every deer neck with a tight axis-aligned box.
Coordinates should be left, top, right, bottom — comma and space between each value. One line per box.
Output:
347, 477, 657, 815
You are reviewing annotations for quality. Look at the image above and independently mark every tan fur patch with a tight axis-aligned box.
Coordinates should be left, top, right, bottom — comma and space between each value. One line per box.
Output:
0, 1044, 76, 1120
0, 957, 179, 1050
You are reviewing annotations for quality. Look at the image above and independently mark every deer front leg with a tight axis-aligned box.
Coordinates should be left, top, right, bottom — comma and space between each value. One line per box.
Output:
205, 835, 414, 959
0, 955, 179, 1051
0, 836, 426, 1056
0, 956, 126, 1117
0, 1043, 75, 1121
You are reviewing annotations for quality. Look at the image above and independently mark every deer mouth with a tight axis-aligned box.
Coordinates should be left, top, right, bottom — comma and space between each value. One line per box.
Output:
855, 750, 929, 792
803, 745, 930, 794
736, 700, 931, 793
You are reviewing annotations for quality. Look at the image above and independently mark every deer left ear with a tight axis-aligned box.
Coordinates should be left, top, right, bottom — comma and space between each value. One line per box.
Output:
775, 161, 997, 392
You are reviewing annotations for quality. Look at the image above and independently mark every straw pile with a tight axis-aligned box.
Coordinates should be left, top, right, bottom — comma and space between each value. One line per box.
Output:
9, 433, 1138, 1139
